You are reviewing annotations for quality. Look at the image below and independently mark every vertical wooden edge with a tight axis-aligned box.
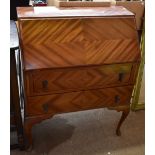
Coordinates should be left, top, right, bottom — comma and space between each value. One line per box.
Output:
129, 62, 140, 84
18, 19, 26, 71
25, 72, 30, 96
133, 15, 142, 61
24, 113, 55, 149
23, 71, 29, 118
25, 70, 39, 97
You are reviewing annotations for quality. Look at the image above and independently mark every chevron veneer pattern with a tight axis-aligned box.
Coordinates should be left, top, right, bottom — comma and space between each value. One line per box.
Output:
19, 17, 140, 70
26, 86, 133, 116
26, 63, 134, 96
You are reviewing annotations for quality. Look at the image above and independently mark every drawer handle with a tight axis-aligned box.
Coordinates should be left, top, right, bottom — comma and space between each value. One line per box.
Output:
42, 80, 48, 89
42, 103, 49, 113
115, 95, 120, 103
118, 73, 124, 82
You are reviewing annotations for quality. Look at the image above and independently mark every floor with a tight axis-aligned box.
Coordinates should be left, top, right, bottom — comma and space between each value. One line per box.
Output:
11, 108, 145, 155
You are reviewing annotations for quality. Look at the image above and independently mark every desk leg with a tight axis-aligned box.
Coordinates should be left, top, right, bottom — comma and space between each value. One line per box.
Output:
108, 105, 130, 136
24, 114, 54, 151
24, 119, 33, 151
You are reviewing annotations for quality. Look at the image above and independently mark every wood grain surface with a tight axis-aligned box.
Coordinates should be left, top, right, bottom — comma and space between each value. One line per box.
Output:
25, 63, 136, 96
26, 86, 133, 116
19, 17, 140, 70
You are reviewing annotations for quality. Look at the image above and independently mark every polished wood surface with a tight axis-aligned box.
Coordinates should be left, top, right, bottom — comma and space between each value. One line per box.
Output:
25, 63, 137, 96
19, 17, 140, 70
26, 86, 133, 116
17, 7, 141, 149
108, 105, 130, 136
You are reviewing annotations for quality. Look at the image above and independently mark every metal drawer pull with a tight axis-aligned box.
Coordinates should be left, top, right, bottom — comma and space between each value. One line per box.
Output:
115, 95, 120, 103
42, 103, 49, 113
42, 80, 48, 89
118, 73, 124, 82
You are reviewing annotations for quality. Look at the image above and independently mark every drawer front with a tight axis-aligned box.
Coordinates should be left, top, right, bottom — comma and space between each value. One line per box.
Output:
85, 63, 132, 88
27, 69, 86, 96
26, 64, 133, 96
26, 86, 133, 116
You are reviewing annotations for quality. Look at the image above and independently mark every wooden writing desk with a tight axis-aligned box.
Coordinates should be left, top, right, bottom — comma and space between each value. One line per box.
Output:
17, 6, 140, 149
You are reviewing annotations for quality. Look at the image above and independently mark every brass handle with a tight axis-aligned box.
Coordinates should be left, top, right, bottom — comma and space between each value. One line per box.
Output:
115, 95, 120, 104
42, 80, 48, 89
118, 73, 124, 82
42, 103, 49, 113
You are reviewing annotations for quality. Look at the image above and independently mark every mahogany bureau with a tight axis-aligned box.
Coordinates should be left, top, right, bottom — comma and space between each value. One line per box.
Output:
17, 6, 141, 149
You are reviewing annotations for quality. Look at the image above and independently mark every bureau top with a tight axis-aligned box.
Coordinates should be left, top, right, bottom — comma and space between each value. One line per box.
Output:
17, 6, 134, 19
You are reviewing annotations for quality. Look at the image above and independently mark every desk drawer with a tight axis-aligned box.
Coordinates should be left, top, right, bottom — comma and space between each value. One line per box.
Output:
26, 86, 133, 116
26, 63, 133, 96
27, 68, 86, 96
85, 63, 132, 88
